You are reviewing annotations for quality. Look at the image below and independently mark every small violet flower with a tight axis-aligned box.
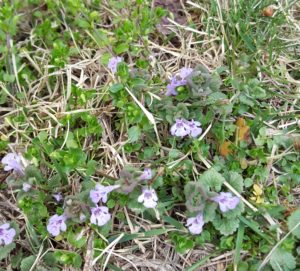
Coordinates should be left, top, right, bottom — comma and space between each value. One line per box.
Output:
170, 119, 203, 138
0, 223, 16, 245
47, 214, 67, 237
108, 56, 123, 74
211, 192, 240, 213
139, 168, 152, 181
22, 183, 31, 192
53, 193, 63, 202
170, 119, 191, 137
89, 184, 120, 204
166, 67, 193, 96
1, 153, 25, 176
138, 188, 158, 208
90, 206, 111, 226
186, 213, 205, 235
187, 120, 203, 138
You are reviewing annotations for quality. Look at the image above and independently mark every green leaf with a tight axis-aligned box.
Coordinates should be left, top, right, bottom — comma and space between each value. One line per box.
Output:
162, 216, 185, 230
109, 83, 124, 93
25, 166, 45, 184
270, 248, 296, 271
0, 243, 15, 261
213, 216, 240, 236
21, 255, 36, 271
198, 168, 225, 191
223, 202, 244, 219
203, 202, 217, 222
226, 172, 244, 193
287, 206, 300, 239
66, 132, 78, 149
128, 126, 141, 143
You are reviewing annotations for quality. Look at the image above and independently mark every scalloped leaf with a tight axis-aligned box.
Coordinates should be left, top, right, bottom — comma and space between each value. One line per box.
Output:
287, 207, 300, 239
212, 216, 240, 235
226, 172, 244, 193
270, 248, 296, 271
222, 202, 244, 219
203, 202, 217, 222
198, 168, 225, 192
0, 243, 15, 261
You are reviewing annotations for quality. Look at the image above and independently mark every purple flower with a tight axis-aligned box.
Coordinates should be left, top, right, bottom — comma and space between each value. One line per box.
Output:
170, 119, 191, 137
212, 192, 240, 213
138, 188, 158, 208
170, 119, 203, 138
108, 56, 123, 74
187, 120, 202, 138
47, 214, 67, 237
1, 153, 25, 176
179, 67, 193, 79
90, 206, 111, 226
0, 223, 16, 245
53, 193, 63, 202
22, 183, 31, 192
186, 213, 205, 235
89, 184, 120, 204
166, 67, 193, 96
139, 168, 152, 181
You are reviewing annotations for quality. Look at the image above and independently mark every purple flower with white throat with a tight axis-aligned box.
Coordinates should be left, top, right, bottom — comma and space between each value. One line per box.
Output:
211, 192, 240, 213
138, 188, 158, 208
139, 168, 152, 181
89, 184, 120, 204
22, 183, 31, 192
1, 153, 25, 176
166, 67, 193, 96
186, 213, 205, 235
108, 56, 123, 74
170, 119, 191, 137
53, 193, 63, 202
0, 223, 16, 245
47, 214, 67, 237
90, 206, 111, 226
187, 120, 202, 138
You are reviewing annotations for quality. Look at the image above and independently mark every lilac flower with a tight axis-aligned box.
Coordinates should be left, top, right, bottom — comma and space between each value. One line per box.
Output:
108, 56, 123, 74
89, 184, 120, 204
0, 223, 16, 245
22, 183, 31, 192
1, 153, 25, 176
166, 67, 193, 96
90, 206, 111, 226
170, 119, 203, 138
187, 120, 202, 138
53, 193, 63, 202
179, 67, 193, 79
186, 213, 205, 235
166, 76, 186, 96
139, 168, 152, 181
170, 119, 191, 137
212, 192, 240, 213
47, 214, 67, 237
138, 188, 158, 208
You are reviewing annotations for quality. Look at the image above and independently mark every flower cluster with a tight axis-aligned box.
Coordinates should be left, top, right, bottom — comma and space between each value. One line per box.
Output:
170, 119, 202, 138
166, 67, 193, 96
186, 192, 240, 235
0, 223, 16, 245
